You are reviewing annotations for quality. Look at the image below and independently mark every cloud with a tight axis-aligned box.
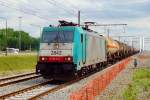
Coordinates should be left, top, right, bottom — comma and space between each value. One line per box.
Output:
129, 17, 150, 29
0, 0, 149, 38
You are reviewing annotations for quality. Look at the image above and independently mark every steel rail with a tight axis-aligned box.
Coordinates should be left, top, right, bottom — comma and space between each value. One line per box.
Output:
0, 79, 53, 99
0, 75, 41, 87
29, 55, 135, 99
29, 76, 89, 100
0, 72, 35, 82
28, 58, 125, 100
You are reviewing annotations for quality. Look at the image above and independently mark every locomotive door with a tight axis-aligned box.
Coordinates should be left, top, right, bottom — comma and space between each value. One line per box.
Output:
81, 34, 86, 64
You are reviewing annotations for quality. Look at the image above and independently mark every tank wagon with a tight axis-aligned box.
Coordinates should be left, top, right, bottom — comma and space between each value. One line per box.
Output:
106, 38, 137, 63
36, 20, 139, 81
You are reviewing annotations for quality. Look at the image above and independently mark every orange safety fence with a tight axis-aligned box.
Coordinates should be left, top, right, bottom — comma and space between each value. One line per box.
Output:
70, 57, 132, 100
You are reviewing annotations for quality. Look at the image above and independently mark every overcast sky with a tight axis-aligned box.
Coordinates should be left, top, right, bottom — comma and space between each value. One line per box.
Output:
0, 0, 150, 38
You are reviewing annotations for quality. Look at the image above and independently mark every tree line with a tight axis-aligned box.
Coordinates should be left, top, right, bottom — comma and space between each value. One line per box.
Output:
0, 28, 40, 51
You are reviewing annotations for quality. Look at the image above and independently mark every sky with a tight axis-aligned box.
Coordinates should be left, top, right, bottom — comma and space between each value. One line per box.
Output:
0, 0, 150, 38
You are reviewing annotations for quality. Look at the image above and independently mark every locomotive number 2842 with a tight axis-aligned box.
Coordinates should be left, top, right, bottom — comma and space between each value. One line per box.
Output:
51, 50, 62, 55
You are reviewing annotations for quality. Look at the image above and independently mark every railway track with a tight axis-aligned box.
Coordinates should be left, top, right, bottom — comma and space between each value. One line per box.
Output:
0, 79, 54, 100
0, 75, 88, 100
0, 63, 117, 99
0, 72, 41, 87
29, 75, 90, 100
27, 60, 126, 100
0, 72, 35, 82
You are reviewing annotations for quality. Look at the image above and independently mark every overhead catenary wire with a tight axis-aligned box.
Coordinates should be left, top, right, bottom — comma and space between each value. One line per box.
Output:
47, 0, 98, 21
0, 0, 121, 37
0, 1, 49, 21
0, 1, 39, 13
0, 0, 92, 24
0, 0, 53, 35
0, 0, 81, 23
46, 0, 76, 16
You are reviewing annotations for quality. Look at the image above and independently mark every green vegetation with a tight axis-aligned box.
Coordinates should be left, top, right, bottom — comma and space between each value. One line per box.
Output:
0, 28, 39, 51
123, 68, 150, 100
0, 55, 37, 75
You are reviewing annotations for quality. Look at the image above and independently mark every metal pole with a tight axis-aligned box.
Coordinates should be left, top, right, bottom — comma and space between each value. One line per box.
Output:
5, 19, 7, 56
40, 27, 42, 37
123, 25, 126, 33
107, 29, 110, 37
131, 39, 133, 48
104, 26, 106, 33
78, 10, 80, 27
118, 36, 121, 41
140, 36, 143, 52
30, 36, 32, 51
143, 37, 145, 51
19, 17, 22, 52
0, 17, 7, 55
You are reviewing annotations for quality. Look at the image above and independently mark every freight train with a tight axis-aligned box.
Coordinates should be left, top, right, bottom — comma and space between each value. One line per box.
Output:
36, 20, 139, 81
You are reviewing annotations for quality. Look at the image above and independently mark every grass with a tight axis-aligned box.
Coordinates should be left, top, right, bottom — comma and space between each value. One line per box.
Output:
0, 55, 37, 75
123, 67, 150, 100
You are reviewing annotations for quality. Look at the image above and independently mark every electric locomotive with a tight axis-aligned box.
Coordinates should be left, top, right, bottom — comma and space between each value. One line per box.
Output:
36, 21, 107, 81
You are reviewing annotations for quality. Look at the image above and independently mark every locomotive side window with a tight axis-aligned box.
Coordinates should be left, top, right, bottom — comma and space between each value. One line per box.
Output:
42, 31, 74, 43
81, 34, 83, 43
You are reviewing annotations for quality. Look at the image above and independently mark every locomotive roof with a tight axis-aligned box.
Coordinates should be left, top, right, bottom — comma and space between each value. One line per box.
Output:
43, 26, 104, 38
43, 26, 76, 31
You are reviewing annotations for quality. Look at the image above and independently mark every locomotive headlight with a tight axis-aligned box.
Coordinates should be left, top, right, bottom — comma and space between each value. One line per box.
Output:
68, 57, 71, 61
64, 56, 72, 62
41, 57, 45, 61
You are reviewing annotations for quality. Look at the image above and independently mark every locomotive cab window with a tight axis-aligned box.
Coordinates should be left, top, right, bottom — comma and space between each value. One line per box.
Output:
42, 31, 74, 43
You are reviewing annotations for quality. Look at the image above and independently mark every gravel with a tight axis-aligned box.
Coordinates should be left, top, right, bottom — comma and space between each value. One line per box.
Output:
1, 52, 149, 100
39, 52, 150, 100
95, 52, 150, 100
0, 77, 48, 96
95, 61, 135, 100
6, 84, 57, 100
38, 58, 128, 100
0, 74, 37, 85
0, 71, 34, 78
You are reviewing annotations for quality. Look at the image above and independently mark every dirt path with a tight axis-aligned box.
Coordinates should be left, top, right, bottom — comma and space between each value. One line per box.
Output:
95, 52, 150, 100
